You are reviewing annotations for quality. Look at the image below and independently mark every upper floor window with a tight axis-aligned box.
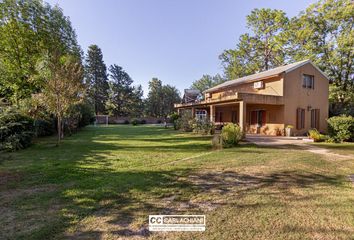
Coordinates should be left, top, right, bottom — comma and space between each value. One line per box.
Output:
303, 74, 314, 89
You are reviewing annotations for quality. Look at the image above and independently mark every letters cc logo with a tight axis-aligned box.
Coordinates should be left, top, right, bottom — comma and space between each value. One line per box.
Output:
150, 216, 162, 224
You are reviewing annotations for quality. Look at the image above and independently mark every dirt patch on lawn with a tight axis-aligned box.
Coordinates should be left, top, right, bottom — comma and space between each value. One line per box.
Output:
64, 170, 344, 239
349, 175, 354, 184
0, 171, 23, 188
0, 184, 58, 203
304, 146, 354, 160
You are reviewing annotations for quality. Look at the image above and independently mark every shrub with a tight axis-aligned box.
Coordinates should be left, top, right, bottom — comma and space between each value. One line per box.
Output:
176, 111, 193, 132
327, 115, 354, 142
131, 118, 139, 126
221, 123, 243, 147
191, 119, 215, 135
34, 119, 55, 137
77, 103, 95, 127
308, 129, 327, 142
0, 108, 35, 151
169, 112, 180, 130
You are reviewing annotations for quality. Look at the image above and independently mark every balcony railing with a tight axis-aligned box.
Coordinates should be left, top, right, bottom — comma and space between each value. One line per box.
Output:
174, 92, 283, 108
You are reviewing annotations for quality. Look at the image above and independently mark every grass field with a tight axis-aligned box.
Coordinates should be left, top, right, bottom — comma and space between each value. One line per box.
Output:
0, 125, 353, 239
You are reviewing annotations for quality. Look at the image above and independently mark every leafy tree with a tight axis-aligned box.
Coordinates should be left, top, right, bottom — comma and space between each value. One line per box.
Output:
329, 84, 354, 116
38, 53, 85, 145
161, 85, 181, 117
191, 74, 225, 93
145, 78, 180, 117
84, 45, 109, 115
145, 78, 163, 117
105, 64, 144, 116
220, 8, 289, 80
129, 85, 144, 117
0, 0, 81, 104
288, 0, 354, 115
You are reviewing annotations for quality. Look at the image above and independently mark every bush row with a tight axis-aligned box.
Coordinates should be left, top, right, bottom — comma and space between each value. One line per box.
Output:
0, 103, 95, 152
0, 108, 34, 151
327, 115, 354, 142
307, 115, 354, 143
171, 112, 244, 148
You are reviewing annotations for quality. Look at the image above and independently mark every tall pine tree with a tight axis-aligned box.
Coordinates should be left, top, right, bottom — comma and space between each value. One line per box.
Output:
145, 78, 180, 117
85, 45, 109, 115
106, 64, 143, 116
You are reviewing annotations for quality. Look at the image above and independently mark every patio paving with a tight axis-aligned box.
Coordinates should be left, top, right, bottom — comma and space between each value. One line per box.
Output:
245, 134, 309, 146
246, 134, 353, 160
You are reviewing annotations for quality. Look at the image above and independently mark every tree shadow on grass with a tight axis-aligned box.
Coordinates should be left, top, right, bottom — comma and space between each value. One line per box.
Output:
3, 159, 350, 239
1, 126, 352, 239
60, 168, 349, 239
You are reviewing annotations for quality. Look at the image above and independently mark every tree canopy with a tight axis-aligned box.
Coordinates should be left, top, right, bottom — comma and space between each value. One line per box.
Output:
145, 78, 181, 118
219, 8, 289, 80
106, 64, 143, 116
84, 45, 109, 115
191, 74, 225, 93
0, 0, 81, 104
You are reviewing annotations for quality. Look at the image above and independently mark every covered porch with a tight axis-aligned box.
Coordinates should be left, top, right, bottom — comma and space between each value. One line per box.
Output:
175, 92, 285, 135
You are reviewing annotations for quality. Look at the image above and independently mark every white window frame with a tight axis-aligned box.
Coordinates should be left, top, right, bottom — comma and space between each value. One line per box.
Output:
196, 110, 207, 121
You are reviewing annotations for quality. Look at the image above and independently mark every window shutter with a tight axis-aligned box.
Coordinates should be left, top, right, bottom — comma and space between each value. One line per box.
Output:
251, 111, 257, 125
296, 108, 301, 129
261, 110, 266, 126
316, 109, 320, 129
301, 109, 305, 129
297, 108, 305, 129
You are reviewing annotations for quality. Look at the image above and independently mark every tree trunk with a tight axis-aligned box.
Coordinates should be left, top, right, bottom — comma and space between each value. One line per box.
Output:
57, 116, 61, 146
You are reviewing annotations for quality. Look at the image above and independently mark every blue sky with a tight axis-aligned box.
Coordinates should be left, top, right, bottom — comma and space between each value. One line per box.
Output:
46, 0, 316, 96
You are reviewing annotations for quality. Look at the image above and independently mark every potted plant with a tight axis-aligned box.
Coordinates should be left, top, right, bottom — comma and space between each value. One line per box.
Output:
285, 125, 294, 137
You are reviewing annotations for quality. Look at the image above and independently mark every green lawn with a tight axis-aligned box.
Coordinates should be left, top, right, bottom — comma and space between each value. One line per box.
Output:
0, 125, 353, 239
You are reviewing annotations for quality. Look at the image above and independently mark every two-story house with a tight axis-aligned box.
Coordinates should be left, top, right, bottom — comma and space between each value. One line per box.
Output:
175, 60, 329, 136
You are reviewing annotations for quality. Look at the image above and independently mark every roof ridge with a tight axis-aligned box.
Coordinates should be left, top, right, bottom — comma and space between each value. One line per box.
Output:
204, 59, 312, 93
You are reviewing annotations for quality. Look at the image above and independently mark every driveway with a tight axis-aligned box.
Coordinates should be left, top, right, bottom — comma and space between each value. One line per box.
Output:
245, 134, 308, 147
246, 134, 353, 160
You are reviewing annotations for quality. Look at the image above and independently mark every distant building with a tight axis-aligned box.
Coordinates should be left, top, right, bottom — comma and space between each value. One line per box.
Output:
182, 89, 201, 104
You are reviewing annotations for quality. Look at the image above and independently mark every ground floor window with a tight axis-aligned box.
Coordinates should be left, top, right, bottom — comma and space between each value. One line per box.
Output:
215, 111, 223, 122
296, 108, 305, 129
311, 109, 320, 129
196, 110, 207, 121
231, 110, 239, 123
250, 110, 266, 126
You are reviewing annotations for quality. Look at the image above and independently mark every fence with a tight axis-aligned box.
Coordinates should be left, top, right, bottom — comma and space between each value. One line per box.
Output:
95, 115, 165, 124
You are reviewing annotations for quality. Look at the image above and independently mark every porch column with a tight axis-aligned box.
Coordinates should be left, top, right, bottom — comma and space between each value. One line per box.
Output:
209, 105, 215, 122
239, 101, 246, 131
191, 107, 195, 118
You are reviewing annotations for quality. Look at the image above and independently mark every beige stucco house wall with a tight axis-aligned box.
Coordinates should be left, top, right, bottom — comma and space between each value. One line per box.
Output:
283, 63, 329, 135
175, 60, 329, 136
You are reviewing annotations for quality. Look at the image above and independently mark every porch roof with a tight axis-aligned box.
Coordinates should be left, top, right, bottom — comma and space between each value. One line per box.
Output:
174, 92, 284, 109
